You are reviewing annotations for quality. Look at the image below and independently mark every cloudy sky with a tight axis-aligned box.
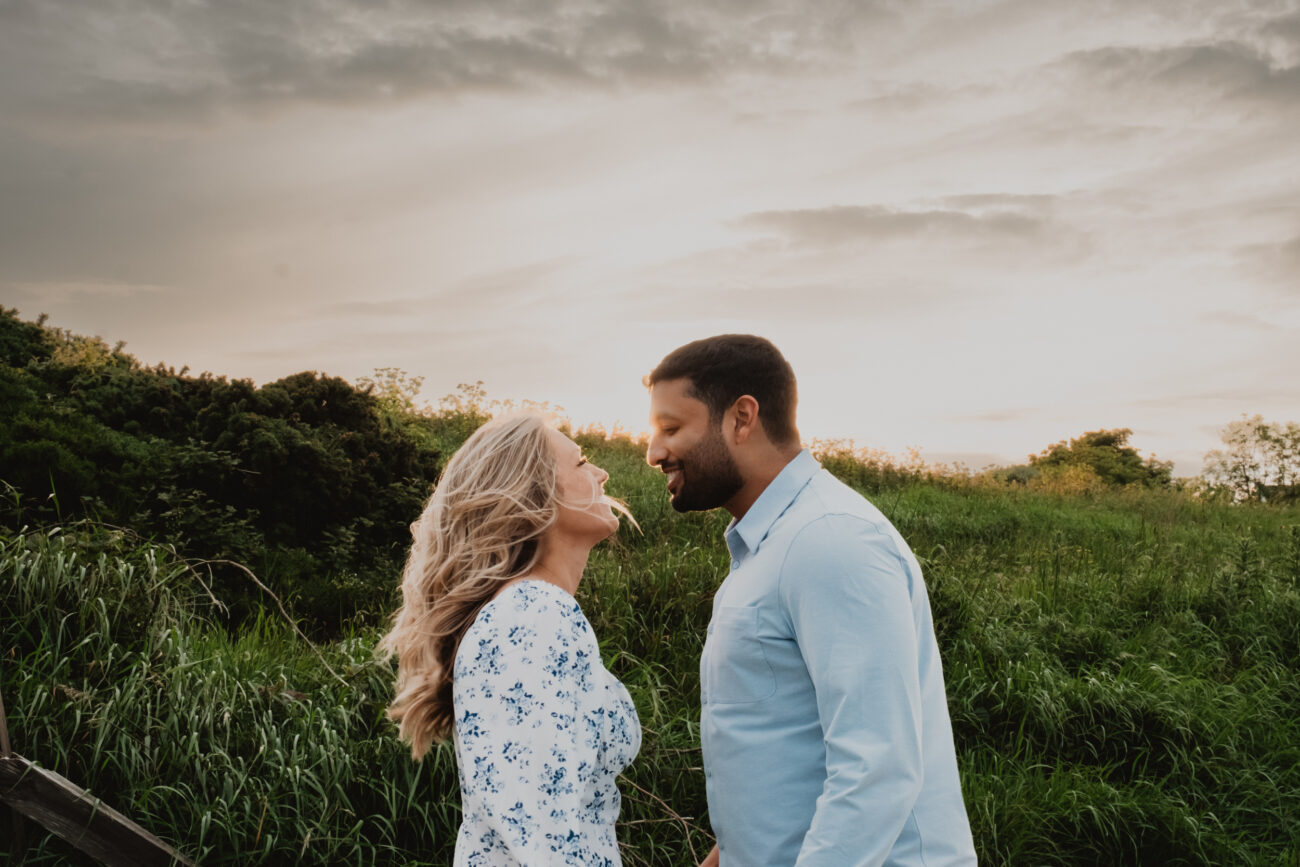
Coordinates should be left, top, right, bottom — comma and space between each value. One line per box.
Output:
2, 0, 1298, 474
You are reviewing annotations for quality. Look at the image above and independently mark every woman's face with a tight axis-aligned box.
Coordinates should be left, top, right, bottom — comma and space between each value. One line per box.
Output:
547, 427, 619, 542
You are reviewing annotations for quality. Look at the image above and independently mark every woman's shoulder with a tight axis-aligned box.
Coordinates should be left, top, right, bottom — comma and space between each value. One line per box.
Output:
494, 579, 590, 631
461, 580, 594, 659
497, 578, 582, 615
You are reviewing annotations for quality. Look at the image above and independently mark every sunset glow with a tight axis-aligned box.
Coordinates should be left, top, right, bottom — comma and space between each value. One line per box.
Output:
3, 1, 1297, 474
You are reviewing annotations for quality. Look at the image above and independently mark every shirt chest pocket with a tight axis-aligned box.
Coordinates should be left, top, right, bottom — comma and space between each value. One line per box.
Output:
703, 606, 777, 705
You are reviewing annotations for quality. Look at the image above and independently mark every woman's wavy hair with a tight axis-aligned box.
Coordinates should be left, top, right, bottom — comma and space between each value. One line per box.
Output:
378, 411, 561, 760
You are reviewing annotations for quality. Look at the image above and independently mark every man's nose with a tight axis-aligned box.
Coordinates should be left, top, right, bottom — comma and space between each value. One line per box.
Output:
646, 435, 666, 468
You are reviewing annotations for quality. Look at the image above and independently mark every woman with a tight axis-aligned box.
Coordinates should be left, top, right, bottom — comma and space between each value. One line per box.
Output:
379, 411, 641, 866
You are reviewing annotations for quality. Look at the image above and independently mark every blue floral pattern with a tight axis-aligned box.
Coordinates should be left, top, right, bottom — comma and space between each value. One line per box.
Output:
452, 580, 641, 866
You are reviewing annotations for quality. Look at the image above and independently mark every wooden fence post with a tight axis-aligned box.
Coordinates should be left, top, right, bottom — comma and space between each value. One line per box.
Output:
0, 685, 194, 867
0, 684, 23, 861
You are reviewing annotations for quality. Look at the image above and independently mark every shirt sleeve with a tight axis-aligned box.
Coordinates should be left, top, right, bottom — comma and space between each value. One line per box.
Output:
778, 514, 926, 867
454, 594, 602, 865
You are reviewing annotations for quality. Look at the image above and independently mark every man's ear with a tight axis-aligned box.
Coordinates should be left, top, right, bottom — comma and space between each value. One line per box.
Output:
728, 395, 761, 444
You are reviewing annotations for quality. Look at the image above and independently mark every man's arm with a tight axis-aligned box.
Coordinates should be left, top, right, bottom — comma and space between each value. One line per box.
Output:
778, 515, 925, 867
699, 843, 720, 867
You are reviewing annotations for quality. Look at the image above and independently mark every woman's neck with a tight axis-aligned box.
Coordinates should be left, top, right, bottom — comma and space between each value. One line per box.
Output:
526, 536, 593, 596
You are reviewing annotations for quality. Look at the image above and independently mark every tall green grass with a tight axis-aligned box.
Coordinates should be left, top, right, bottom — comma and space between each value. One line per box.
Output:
3, 437, 1299, 865
0, 528, 462, 865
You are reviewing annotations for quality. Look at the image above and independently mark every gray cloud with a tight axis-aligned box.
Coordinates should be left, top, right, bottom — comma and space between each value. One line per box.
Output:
938, 193, 1058, 213
611, 276, 951, 325
4, 279, 171, 306
1238, 233, 1300, 288
0, 0, 903, 126
718, 282, 941, 316
843, 81, 988, 114
314, 297, 430, 319
7, 0, 1298, 131
1259, 10, 1300, 51
734, 204, 1051, 247
1133, 386, 1300, 410
1058, 40, 1300, 107
235, 324, 498, 361
1195, 309, 1285, 331
0, 125, 241, 287
310, 257, 577, 321
1272, 235, 1300, 283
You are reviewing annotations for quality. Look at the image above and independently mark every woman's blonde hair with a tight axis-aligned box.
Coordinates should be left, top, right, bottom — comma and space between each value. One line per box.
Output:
378, 411, 560, 759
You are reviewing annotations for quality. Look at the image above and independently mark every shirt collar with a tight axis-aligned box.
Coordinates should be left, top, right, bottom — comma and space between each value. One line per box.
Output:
725, 449, 819, 560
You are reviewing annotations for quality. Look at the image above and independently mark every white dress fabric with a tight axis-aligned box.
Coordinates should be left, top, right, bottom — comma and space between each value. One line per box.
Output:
452, 579, 641, 866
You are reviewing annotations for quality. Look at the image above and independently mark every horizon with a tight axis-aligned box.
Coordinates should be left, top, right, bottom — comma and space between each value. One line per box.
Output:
6, 304, 1222, 477
2, 1, 1297, 478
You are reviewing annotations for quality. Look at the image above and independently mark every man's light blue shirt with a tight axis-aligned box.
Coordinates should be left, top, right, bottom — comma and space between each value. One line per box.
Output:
701, 450, 977, 866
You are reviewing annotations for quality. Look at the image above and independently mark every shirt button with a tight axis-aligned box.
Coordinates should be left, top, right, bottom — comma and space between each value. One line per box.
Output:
731, 560, 739, 570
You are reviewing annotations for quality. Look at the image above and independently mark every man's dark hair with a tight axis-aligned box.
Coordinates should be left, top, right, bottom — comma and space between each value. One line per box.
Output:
646, 334, 799, 446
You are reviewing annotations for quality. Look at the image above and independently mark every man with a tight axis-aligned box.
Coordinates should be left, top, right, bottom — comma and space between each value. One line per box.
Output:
645, 335, 977, 867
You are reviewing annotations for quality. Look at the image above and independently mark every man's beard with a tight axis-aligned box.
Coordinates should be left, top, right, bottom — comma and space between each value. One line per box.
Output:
670, 424, 744, 512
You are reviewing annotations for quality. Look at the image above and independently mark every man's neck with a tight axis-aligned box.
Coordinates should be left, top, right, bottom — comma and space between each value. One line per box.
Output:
724, 446, 802, 520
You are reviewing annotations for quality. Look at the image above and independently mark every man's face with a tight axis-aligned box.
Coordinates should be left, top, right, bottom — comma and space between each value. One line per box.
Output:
646, 378, 744, 513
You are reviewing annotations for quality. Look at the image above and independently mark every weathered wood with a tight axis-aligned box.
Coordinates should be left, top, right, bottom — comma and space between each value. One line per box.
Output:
0, 686, 11, 756
0, 687, 26, 859
3, 799, 26, 860
0, 754, 194, 867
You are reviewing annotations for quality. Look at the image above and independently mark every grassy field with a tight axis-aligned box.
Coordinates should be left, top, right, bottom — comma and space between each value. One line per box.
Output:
3, 431, 1299, 865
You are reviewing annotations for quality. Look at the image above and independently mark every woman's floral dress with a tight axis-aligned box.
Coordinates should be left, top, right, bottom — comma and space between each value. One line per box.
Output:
452, 579, 641, 866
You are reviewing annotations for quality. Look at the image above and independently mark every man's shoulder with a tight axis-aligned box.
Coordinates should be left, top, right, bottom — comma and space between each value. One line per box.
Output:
772, 472, 919, 584
783, 468, 891, 533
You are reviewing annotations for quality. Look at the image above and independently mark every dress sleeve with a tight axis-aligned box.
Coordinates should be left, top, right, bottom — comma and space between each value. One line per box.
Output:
778, 515, 925, 867
454, 591, 603, 865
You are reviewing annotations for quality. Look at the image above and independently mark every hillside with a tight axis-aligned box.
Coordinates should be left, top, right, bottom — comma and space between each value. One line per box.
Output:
2, 309, 1298, 865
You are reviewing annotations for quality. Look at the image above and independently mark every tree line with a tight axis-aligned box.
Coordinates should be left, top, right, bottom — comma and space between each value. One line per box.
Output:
1, 306, 1295, 634
0, 308, 442, 633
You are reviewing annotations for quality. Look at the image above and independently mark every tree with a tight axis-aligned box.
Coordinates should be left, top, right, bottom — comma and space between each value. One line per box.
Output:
356, 366, 425, 414
1203, 415, 1300, 502
1029, 428, 1172, 488
0, 307, 446, 632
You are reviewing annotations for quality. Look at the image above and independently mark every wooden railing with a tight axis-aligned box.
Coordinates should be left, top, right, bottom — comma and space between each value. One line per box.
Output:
0, 686, 195, 867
